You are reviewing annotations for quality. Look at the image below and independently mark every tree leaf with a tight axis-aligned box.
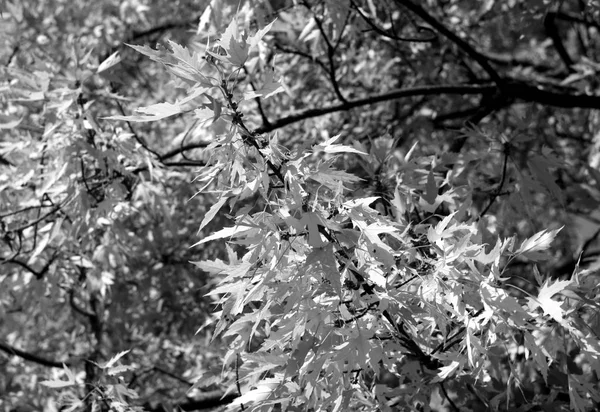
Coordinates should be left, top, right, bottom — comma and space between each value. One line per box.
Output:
218, 18, 248, 67
97, 51, 121, 73
515, 227, 563, 261
102, 349, 130, 369
247, 19, 276, 49
527, 279, 571, 325
198, 195, 228, 233
106, 102, 181, 122
243, 68, 285, 100
192, 224, 254, 246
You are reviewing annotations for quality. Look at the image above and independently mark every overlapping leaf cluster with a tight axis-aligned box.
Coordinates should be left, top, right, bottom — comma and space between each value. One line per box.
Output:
112, 13, 600, 412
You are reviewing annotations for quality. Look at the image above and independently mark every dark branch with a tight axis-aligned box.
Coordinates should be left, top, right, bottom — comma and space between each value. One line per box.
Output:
254, 84, 494, 134
255, 76, 600, 136
144, 391, 237, 412
439, 382, 460, 412
0, 340, 74, 368
394, 0, 504, 86
159, 142, 209, 161
544, 10, 576, 73
555, 10, 600, 29
0, 256, 51, 279
131, 16, 201, 42
70, 290, 96, 318
153, 365, 193, 386
481, 51, 557, 74
351, 1, 436, 42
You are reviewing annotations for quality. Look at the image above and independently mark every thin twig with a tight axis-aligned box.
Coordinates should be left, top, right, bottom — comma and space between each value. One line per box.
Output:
439, 382, 460, 412
394, 0, 504, 87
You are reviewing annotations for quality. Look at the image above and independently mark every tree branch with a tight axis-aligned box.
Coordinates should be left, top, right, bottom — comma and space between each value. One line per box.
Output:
544, 9, 576, 73
254, 84, 494, 134
159, 142, 209, 161
130, 16, 201, 42
144, 391, 237, 412
254, 77, 600, 136
555, 10, 600, 29
394, 0, 504, 87
301, 1, 347, 103
153, 365, 193, 386
351, 1, 436, 42
480, 51, 557, 74
0, 340, 74, 368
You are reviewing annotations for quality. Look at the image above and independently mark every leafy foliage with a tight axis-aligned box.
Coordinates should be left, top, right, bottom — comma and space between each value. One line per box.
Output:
2, 0, 600, 411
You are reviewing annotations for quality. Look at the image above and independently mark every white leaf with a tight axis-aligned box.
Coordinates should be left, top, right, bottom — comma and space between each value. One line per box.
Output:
527, 278, 571, 325
314, 134, 367, 156
102, 349, 130, 369
97, 51, 121, 73
248, 20, 276, 50
39, 379, 74, 388
106, 102, 181, 122
191, 225, 254, 246
516, 227, 563, 261
190, 258, 230, 275
198, 196, 228, 233
226, 379, 280, 411
107, 364, 137, 376
243, 68, 284, 100
40, 364, 76, 388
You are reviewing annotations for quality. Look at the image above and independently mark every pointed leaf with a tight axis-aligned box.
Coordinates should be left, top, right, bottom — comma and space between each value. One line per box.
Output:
515, 227, 563, 261
198, 196, 228, 233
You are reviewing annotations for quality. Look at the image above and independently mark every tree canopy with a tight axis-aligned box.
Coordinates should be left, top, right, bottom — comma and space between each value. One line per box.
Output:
2, 0, 600, 411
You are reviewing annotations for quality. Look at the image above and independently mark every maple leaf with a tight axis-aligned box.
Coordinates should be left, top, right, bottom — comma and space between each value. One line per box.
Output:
515, 226, 563, 261
40, 364, 76, 388
192, 224, 254, 246
100, 349, 130, 369
190, 258, 229, 275
313, 134, 367, 156
247, 19, 276, 49
300, 212, 328, 248
432, 360, 461, 382
226, 379, 281, 411
243, 68, 285, 100
97, 51, 121, 73
304, 244, 341, 295
527, 278, 571, 325
106, 102, 181, 122
427, 212, 456, 244
198, 195, 228, 233
126, 43, 170, 65
216, 18, 249, 67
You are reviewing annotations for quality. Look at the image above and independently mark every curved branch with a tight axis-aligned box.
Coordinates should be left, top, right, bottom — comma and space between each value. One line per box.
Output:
555, 10, 600, 29
481, 51, 557, 74
159, 142, 209, 161
0, 257, 44, 278
0, 340, 74, 368
544, 10, 576, 72
144, 391, 237, 412
351, 1, 436, 43
394, 0, 504, 86
254, 84, 494, 134
504, 78, 600, 108
130, 16, 201, 42
254, 76, 600, 136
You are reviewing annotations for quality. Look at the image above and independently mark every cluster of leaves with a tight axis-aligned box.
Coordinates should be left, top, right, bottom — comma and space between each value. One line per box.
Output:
3, 0, 600, 411
110, 5, 600, 412
0, 0, 229, 410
